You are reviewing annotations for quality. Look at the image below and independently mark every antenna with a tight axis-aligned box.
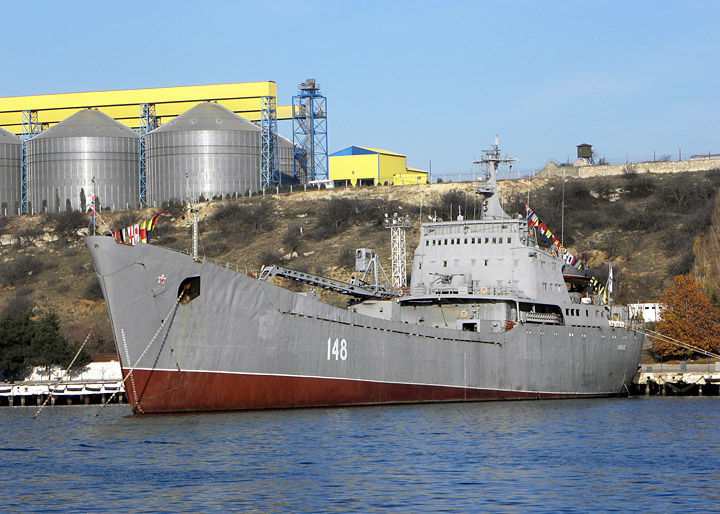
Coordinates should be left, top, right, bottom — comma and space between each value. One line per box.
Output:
473, 136, 518, 220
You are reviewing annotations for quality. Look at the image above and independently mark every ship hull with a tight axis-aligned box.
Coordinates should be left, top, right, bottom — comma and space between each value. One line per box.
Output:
124, 369, 614, 413
86, 236, 644, 414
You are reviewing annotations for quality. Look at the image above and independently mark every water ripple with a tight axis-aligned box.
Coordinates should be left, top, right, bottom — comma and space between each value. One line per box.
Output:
0, 398, 719, 512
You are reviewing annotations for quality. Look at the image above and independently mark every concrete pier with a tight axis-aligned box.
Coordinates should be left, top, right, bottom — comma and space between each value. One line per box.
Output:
633, 362, 720, 396
0, 381, 126, 406
0, 360, 126, 407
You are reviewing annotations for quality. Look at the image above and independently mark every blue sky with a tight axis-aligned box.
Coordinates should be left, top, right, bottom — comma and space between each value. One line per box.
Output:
2, 0, 718, 176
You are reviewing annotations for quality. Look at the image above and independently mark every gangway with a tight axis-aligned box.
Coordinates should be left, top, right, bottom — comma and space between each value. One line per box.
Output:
259, 265, 397, 300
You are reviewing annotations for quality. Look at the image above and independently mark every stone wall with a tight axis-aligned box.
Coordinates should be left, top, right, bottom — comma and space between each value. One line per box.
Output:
541, 158, 720, 180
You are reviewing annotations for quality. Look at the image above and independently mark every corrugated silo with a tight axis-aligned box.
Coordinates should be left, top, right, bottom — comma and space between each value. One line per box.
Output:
277, 134, 296, 185
146, 102, 261, 206
26, 109, 140, 214
0, 126, 21, 216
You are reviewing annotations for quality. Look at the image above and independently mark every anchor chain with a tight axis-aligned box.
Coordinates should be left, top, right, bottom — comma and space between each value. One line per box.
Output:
97, 292, 184, 416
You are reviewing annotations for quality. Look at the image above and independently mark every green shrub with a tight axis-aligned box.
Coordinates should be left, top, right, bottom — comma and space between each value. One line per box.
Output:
623, 173, 655, 198
85, 278, 104, 300
211, 200, 275, 238
50, 210, 88, 235
258, 249, 283, 266
0, 255, 45, 287
338, 246, 355, 268
282, 224, 303, 253
0, 309, 90, 380
431, 189, 474, 221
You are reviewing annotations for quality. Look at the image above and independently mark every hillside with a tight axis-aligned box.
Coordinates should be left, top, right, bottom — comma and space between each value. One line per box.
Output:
1, 170, 719, 356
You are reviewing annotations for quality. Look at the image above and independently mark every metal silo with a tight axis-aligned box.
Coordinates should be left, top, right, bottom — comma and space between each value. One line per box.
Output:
146, 102, 261, 206
26, 109, 140, 214
278, 134, 296, 185
0, 126, 21, 216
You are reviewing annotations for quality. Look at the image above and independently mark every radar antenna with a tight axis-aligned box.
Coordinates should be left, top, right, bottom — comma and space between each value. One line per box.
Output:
472, 135, 517, 219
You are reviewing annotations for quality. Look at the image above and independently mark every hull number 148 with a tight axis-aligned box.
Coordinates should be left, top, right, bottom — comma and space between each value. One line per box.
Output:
327, 338, 348, 361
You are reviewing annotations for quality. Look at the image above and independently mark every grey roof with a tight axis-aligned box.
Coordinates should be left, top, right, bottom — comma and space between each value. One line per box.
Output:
149, 102, 261, 134
0, 126, 21, 144
34, 109, 140, 139
278, 133, 293, 148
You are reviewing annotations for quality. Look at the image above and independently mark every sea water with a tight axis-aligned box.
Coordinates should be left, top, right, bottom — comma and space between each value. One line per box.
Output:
1, 397, 719, 513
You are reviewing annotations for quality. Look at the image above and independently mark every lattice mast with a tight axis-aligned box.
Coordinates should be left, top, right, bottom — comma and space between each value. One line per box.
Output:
292, 79, 328, 183
20, 110, 43, 214
260, 96, 280, 189
384, 213, 412, 289
138, 104, 158, 207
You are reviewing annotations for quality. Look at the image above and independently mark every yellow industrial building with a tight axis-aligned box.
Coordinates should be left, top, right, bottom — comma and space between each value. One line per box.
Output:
329, 146, 428, 186
0, 82, 292, 133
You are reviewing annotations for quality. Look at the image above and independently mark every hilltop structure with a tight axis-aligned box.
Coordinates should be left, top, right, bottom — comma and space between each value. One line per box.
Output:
329, 146, 428, 186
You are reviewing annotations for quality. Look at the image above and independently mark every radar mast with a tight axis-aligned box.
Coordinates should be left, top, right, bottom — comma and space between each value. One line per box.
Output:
473, 135, 518, 219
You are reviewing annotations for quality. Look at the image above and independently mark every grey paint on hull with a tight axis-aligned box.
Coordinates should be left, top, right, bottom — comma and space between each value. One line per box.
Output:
86, 235, 644, 404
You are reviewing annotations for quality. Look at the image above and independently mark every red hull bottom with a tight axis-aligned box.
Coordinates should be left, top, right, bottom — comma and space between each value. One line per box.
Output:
123, 368, 616, 414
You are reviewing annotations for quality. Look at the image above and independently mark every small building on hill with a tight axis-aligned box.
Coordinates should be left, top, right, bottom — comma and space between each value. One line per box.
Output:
329, 146, 428, 186
628, 303, 663, 323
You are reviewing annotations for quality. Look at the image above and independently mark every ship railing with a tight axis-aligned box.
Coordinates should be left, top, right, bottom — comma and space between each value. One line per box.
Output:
412, 284, 428, 296
177, 248, 259, 277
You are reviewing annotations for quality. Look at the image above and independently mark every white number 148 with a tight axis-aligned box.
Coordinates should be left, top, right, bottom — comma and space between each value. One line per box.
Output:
327, 338, 347, 361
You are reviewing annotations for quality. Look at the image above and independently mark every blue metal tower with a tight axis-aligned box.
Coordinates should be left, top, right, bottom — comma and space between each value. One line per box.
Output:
260, 95, 280, 190
20, 110, 43, 214
138, 103, 158, 207
292, 79, 328, 183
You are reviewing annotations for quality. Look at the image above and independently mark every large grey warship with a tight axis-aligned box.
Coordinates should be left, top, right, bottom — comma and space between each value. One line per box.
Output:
86, 140, 643, 414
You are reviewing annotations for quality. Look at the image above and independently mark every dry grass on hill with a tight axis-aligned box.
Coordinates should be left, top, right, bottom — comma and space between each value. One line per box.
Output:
1, 171, 719, 356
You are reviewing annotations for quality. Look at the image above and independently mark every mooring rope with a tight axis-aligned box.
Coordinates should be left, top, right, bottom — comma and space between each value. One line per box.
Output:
96, 293, 184, 416
33, 331, 92, 419
641, 328, 720, 360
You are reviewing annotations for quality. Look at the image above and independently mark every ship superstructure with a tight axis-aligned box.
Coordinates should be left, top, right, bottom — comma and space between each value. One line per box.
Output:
86, 138, 643, 414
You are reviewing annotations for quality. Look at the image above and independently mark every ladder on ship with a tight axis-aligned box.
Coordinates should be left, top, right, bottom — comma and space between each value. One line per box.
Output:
258, 265, 397, 300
